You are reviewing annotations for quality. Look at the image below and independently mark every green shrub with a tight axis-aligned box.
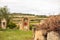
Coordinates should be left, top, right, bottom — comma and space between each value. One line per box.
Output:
29, 25, 34, 30
7, 22, 17, 29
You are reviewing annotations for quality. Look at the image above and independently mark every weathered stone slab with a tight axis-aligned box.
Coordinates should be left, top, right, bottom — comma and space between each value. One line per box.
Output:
47, 31, 60, 40
1, 18, 7, 29
34, 30, 46, 40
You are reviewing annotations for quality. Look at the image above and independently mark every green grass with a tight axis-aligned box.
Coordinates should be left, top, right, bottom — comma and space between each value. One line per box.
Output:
0, 29, 33, 40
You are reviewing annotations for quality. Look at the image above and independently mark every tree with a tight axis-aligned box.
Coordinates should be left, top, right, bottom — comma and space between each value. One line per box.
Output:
0, 6, 10, 28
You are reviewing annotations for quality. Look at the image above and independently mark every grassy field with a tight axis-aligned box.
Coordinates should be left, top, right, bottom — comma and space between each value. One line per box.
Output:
0, 29, 33, 40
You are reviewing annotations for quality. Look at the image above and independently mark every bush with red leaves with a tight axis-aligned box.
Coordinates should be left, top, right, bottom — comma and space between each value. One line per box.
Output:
36, 15, 60, 32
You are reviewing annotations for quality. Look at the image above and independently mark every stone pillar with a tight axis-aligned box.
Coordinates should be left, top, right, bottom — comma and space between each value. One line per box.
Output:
19, 22, 23, 30
19, 18, 24, 30
47, 31, 60, 40
1, 18, 7, 29
34, 30, 46, 40
23, 17, 29, 30
19, 17, 29, 30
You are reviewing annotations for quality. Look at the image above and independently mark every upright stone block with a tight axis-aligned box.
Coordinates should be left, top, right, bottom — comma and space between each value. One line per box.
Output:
23, 17, 29, 30
19, 17, 29, 30
1, 18, 7, 29
47, 31, 60, 40
34, 30, 46, 40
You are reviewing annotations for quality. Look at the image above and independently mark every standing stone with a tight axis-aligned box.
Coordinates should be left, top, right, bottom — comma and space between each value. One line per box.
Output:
34, 30, 46, 40
47, 31, 60, 40
23, 17, 29, 30
1, 18, 7, 29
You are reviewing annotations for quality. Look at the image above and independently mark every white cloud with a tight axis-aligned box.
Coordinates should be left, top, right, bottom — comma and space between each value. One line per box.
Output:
0, 0, 60, 15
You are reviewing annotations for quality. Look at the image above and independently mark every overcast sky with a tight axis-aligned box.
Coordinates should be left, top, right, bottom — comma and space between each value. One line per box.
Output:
0, 0, 60, 15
